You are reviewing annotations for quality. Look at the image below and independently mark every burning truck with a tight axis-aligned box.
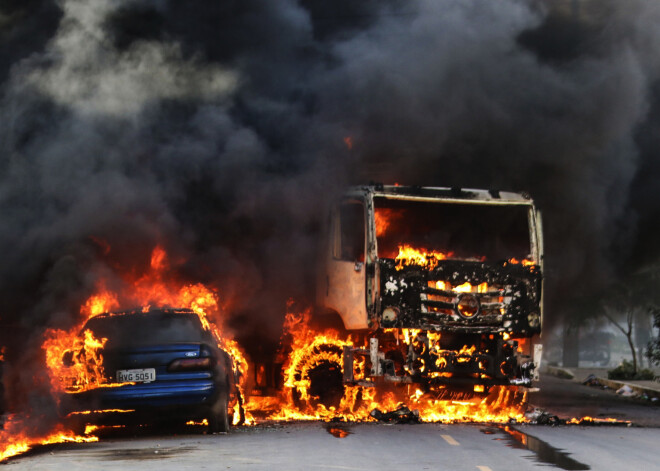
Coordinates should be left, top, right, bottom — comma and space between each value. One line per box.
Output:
307, 185, 543, 399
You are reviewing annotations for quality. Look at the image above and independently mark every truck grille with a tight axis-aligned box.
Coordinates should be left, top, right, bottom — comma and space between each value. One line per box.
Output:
420, 280, 508, 324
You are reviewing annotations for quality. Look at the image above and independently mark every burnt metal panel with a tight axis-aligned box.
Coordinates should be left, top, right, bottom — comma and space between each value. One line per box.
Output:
378, 259, 542, 335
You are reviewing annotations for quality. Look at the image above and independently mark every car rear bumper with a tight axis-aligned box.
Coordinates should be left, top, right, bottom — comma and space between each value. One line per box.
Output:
61, 379, 219, 414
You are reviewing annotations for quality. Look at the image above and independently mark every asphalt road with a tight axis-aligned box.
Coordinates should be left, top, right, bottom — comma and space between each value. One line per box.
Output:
4, 374, 660, 470
532, 374, 660, 427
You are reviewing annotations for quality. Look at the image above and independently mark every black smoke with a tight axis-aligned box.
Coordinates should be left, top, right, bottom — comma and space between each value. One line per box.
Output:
2, 0, 660, 416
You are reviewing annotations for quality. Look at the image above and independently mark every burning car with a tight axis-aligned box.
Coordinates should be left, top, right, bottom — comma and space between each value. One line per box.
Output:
57, 308, 234, 433
310, 185, 543, 398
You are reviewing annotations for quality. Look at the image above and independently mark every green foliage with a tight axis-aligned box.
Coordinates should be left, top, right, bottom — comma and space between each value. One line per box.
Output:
608, 360, 655, 381
647, 308, 660, 366
647, 339, 660, 366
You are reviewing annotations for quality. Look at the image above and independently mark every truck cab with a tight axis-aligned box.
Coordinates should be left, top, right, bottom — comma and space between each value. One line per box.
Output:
317, 185, 543, 390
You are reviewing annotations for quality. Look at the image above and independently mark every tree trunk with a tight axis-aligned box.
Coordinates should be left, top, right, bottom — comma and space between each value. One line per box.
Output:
626, 331, 637, 375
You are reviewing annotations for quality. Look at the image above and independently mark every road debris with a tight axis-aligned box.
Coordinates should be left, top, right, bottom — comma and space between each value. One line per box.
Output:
582, 374, 604, 388
370, 405, 420, 424
523, 408, 561, 425
616, 385, 636, 397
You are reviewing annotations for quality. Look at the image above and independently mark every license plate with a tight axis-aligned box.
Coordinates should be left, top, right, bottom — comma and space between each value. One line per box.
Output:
116, 368, 156, 383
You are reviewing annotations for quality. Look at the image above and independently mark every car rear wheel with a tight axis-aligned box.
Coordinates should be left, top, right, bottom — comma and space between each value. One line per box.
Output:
65, 416, 89, 436
208, 389, 230, 434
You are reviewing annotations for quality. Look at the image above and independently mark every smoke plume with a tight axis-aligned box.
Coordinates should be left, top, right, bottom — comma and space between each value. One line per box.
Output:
2, 0, 660, 416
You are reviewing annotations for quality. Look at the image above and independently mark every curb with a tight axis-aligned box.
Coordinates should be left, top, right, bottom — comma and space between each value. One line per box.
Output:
542, 366, 660, 399
543, 365, 575, 380
593, 377, 660, 399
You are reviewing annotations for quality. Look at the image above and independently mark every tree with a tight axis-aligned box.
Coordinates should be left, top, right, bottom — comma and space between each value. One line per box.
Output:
602, 294, 642, 375
624, 265, 660, 369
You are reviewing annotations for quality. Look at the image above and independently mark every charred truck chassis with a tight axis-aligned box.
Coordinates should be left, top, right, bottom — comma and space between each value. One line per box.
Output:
319, 185, 544, 392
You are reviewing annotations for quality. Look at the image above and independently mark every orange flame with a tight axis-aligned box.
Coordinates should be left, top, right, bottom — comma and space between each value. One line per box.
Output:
507, 258, 535, 267
395, 245, 453, 270
150, 245, 168, 271
42, 246, 246, 372
42, 328, 115, 395
374, 208, 406, 239
0, 242, 598, 463
374, 208, 394, 238
81, 287, 120, 319
0, 416, 98, 462
431, 281, 489, 293
389, 243, 533, 270
242, 305, 529, 424
41, 247, 247, 398
245, 306, 372, 422
32, 244, 251, 449
343, 136, 353, 150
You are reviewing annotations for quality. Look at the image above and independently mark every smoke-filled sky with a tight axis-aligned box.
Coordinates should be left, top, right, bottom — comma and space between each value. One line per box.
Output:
2, 0, 660, 403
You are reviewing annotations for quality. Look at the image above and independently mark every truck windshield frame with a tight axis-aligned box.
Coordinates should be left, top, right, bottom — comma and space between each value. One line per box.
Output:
373, 197, 533, 263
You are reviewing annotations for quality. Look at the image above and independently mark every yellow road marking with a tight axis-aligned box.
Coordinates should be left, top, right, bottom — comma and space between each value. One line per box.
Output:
441, 434, 460, 446
477, 467, 493, 471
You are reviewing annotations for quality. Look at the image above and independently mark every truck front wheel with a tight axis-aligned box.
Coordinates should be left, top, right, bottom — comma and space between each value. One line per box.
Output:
289, 343, 346, 412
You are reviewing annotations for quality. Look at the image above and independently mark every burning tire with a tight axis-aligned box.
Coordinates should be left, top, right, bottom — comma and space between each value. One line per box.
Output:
288, 343, 346, 412
303, 356, 344, 409
208, 389, 230, 434
64, 415, 88, 436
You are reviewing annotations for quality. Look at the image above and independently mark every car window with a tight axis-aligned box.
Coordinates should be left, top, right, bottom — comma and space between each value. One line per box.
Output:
333, 201, 365, 262
84, 312, 210, 347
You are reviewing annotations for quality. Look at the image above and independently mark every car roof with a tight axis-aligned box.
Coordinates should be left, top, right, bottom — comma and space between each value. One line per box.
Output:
89, 307, 197, 321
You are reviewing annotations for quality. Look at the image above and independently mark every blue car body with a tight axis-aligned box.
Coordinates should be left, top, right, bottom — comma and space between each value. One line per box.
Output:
61, 309, 233, 433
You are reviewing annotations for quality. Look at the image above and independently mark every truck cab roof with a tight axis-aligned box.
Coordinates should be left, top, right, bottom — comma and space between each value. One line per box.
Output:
347, 185, 534, 206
